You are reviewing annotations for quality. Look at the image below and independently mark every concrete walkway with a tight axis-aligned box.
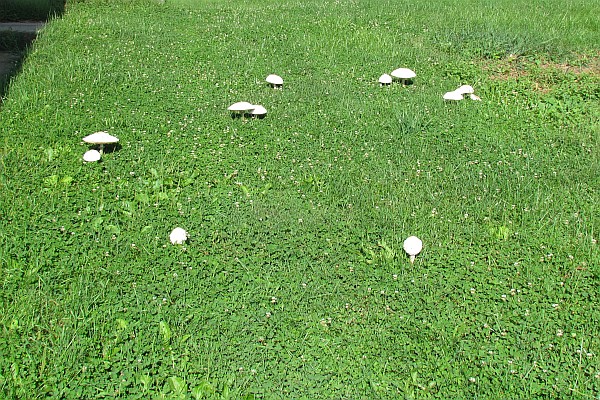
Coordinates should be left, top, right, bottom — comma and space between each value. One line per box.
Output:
0, 22, 45, 33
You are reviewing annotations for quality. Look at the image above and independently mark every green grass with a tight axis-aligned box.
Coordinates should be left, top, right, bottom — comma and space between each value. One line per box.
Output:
1, 0, 599, 398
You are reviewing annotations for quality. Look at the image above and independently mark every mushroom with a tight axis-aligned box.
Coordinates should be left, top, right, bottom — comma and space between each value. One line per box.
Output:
266, 74, 283, 89
403, 236, 423, 264
251, 105, 267, 119
228, 101, 255, 118
83, 149, 101, 162
453, 85, 481, 100
455, 85, 474, 95
170, 227, 188, 245
443, 91, 464, 101
390, 68, 416, 85
378, 73, 392, 86
82, 131, 119, 153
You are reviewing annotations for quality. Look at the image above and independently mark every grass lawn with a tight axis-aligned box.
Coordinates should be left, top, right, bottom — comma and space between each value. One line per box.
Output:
0, 0, 599, 398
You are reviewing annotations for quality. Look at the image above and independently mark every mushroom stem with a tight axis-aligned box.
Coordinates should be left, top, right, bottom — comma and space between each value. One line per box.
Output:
410, 255, 416, 264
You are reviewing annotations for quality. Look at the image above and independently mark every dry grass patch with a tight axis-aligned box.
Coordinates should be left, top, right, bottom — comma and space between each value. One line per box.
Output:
484, 52, 600, 93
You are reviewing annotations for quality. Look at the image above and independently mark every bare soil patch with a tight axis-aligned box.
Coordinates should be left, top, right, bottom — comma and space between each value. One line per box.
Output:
486, 53, 600, 80
484, 53, 600, 94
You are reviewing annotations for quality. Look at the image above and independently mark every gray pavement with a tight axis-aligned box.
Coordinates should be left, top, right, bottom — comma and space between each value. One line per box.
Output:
0, 22, 45, 33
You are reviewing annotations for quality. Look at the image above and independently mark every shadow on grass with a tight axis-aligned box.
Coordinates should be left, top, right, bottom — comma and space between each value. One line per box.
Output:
0, 31, 37, 101
0, 1, 65, 102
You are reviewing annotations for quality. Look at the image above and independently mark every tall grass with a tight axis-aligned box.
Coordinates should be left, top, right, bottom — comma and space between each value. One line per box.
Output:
0, 0, 598, 398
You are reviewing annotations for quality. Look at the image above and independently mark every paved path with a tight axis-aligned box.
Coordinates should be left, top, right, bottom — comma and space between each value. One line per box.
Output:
0, 22, 45, 33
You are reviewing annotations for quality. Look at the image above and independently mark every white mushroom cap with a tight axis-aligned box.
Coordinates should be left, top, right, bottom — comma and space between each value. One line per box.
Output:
265, 74, 283, 86
443, 91, 464, 101
228, 101, 255, 112
390, 68, 416, 80
82, 131, 119, 145
455, 85, 475, 95
83, 149, 101, 162
169, 227, 188, 245
378, 73, 392, 85
251, 105, 267, 116
403, 236, 423, 264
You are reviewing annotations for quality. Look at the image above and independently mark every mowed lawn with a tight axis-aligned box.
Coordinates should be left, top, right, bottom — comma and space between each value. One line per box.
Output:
0, 0, 599, 398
